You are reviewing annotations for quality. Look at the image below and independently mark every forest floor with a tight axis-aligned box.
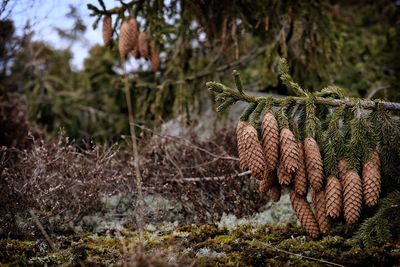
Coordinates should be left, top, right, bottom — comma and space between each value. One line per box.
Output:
2, 222, 400, 266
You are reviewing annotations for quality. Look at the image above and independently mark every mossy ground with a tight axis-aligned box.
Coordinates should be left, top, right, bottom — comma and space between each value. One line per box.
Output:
1, 223, 399, 266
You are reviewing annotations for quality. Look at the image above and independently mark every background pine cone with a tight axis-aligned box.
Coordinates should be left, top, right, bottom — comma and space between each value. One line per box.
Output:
150, 44, 160, 71
138, 31, 151, 59
290, 191, 320, 238
119, 18, 139, 59
102, 15, 112, 46
325, 176, 342, 219
343, 170, 363, 224
261, 112, 279, 172
279, 128, 300, 174
304, 137, 324, 192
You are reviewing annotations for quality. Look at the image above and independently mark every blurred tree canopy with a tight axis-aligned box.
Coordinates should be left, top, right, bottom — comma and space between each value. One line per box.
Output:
0, 0, 399, 143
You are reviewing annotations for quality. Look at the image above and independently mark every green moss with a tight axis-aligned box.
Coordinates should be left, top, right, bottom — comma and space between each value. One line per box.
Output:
0, 239, 36, 265
183, 224, 228, 243
1, 223, 399, 266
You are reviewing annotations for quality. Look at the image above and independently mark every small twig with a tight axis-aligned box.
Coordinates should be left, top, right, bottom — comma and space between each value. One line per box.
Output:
165, 150, 184, 179
134, 123, 239, 161
164, 170, 251, 183
256, 240, 346, 267
186, 46, 267, 81
29, 210, 57, 252
122, 64, 145, 241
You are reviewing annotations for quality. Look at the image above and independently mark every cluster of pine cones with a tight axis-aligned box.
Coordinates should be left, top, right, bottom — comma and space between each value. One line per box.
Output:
102, 15, 160, 71
236, 112, 381, 238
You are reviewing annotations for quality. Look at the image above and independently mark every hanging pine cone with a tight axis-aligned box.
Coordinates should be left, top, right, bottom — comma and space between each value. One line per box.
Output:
325, 176, 342, 219
119, 18, 139, 59
371, 149, 381, 170
311, 190, 331, 235
362, 150, 381, 207
290, 191, 320, 238
261, 112, 279, 172
150, 43, 160, 71
269, 183, 282, 202
277, 163, 292, 186
102, 15, 112, 46
343, 170, 363, 224
138, 31, 151, 59
294, 142, 307, 196
304, 137, 324, 192
259, 173, 274, 193
133, 41, 141, 59
338, 159, 348, 181
236, 121, 249, 170
279, 128, 300, 174
241, 122, 266, 180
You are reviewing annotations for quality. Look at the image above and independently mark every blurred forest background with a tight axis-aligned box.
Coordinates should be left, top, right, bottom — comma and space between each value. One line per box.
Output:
1, 0, 399, 144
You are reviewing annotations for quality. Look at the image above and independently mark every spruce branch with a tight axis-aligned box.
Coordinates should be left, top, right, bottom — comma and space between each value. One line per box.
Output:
232, 70, 244, 94
249, 100, 266, 126
240, 102, 257, 121
206, 81, 400, 112
355, 191, 400, 246
217, 98, 237, 113
346, 108, 375, 171
279, 58, 307, 97
304, 94, 321, 139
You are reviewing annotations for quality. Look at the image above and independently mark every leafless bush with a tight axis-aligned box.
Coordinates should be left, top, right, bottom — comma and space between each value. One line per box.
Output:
0, 135, 130, 236
0, 126, 268, 237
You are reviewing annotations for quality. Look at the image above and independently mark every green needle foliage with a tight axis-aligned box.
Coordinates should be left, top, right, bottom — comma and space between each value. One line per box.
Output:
345, 107, 375, 171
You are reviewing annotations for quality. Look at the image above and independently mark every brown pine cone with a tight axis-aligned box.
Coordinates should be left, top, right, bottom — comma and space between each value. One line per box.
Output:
325, 176, 342, 219
294, 142, 307, 196
290, 191, 320, 238
269, 183, 282, 202
133, 45, 141, 59
338, 159, 348, 182
371, 149, 381, 170
119, 18, 139, 59
138, 32, 151, 59
343, 170, 363, 224
277, 163, 292, 186
279, 128, 300, 174
236, 121, 249, 170
241, 122, 266, 180
150, 44, 160, 71
311, 190, 331, 235
362, 151, 381, 207
259, 172, 275, 193
102, 15, 112, 46
261, 112, 279, 172
304, 137, 324, 192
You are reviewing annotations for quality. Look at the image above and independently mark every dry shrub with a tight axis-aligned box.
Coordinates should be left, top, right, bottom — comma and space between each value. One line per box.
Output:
139, 128, 268, 223
0, 135, 130, 236
1, 127, 268, 236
